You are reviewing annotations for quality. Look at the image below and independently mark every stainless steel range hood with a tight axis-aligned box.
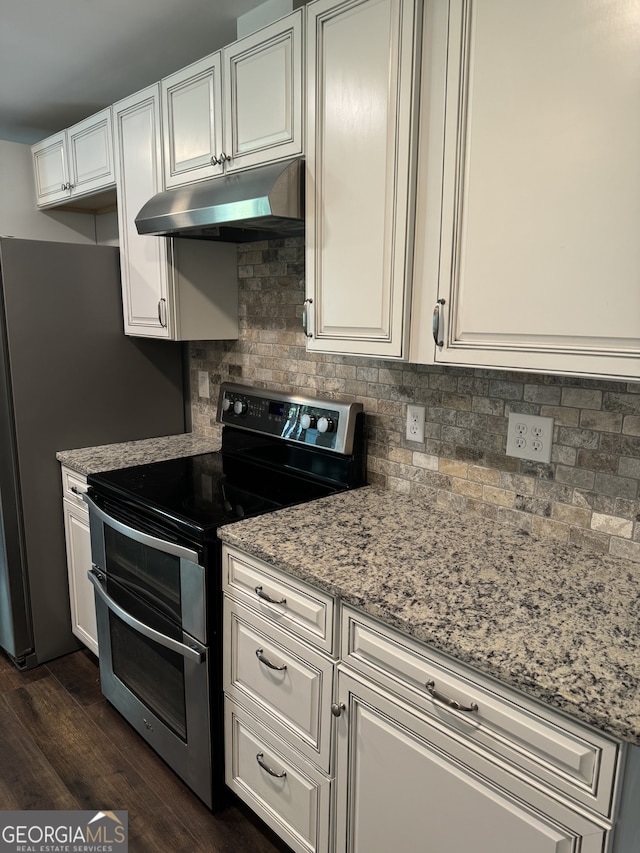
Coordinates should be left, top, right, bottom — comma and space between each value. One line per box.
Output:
135, 158, 304, 243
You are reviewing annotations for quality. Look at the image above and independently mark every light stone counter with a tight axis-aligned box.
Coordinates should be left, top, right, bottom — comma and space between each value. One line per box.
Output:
218, 485, 640, 746
56, 433, 220, 475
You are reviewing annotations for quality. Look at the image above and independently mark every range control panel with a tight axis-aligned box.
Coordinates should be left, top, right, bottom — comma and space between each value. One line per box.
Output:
217, 382, 363, 455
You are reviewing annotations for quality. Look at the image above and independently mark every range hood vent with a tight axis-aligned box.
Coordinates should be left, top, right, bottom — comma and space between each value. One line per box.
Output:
135, 158, 304, 243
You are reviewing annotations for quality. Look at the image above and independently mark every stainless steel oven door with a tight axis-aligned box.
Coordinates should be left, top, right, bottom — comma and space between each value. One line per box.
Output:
85, 493, 206, 644
84, 495, 213, 807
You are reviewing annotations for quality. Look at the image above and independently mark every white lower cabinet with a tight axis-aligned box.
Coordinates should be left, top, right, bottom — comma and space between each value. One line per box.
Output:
223, 545, 335, 853
225, 699, 331, 853
222, 546, 638, 853
333, 668, 605, 853
60, 466, 98, 656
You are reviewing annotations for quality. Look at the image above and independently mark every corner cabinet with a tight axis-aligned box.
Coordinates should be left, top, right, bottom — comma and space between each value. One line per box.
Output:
162, 10, 303, 189
411, 0, 640, 380
31, 108, 115, 210
113, 85, 239, 340
60, 467, 98, 656
304, 0, 422, 358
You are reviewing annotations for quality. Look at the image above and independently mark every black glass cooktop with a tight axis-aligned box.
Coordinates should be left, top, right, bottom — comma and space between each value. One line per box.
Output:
88, 450, 341, 543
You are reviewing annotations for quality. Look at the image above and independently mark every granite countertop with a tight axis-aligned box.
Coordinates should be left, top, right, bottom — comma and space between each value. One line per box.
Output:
56, 433, 220, 475
218, 486, 640, 746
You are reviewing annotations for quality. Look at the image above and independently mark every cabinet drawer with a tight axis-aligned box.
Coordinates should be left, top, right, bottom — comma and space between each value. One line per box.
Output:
223, 545, 335, 653
225, 699, 330, 853
340, 605, 619, 819
224, 598, 334, 772
60, 466, 88, 508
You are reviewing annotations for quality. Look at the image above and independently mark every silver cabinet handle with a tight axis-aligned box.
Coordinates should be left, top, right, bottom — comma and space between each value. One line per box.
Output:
88, 569, 205, 664
219, 152, 232, 163
255, 585, 286, 606
158, 297, 167, 328
432, 298, 445, 347
211, 155, 219, 165
331, 702, 346, 717
302, 297, 313, 338
256, 648, 287, 671
425, 680, 478, 713
256, 753, 286, 778
70, 485, 85, 496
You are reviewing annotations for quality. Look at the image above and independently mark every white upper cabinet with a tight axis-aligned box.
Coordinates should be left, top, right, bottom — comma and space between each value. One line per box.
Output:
222, 9, 303, 172
411, 0, 640, 380
304, 0, 422, 358
31, 108, 115, 209
161, 10, 303, 189
113, 85, 239, 340
162, 53, 225, 188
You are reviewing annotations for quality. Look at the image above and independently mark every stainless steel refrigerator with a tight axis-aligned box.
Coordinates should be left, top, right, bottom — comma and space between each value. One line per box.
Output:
0, 237, 187, 669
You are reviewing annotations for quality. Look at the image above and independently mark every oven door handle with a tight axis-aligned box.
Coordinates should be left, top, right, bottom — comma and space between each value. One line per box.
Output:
83, 492, 200, 564
88, 569, 206, 664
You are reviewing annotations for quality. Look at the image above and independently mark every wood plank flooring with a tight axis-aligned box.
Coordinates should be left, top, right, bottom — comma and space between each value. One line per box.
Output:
0, 647, 291, 852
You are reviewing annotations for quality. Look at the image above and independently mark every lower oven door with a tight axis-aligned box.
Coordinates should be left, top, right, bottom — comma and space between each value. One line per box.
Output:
89, 568, 213, 808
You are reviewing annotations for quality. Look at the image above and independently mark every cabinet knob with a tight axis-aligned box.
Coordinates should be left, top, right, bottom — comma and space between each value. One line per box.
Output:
331, 702, 346, 717
219, 152, 232, 163
211, 155, 219, 165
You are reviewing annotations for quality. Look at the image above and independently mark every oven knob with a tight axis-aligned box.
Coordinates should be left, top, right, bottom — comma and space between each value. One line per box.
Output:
222, 396, 232, 412
317, 416, 335, 434
233, 399, 248, 416
301, 413, 317, 430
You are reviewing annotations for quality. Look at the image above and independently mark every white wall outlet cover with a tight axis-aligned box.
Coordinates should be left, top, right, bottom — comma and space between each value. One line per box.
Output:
506, 413, 554, 463
198, 370, 210, 399
406, 404, 426, 443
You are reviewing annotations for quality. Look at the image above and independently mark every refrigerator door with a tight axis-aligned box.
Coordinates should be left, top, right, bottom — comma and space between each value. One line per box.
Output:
0, 273, 32, 660
0, 238, 185, 667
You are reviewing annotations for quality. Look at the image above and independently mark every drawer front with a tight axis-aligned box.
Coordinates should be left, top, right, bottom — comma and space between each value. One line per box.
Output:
61, 466, 88, 507
223, 546, 335, 653
224, 598, 334, 772
340, 605, 618, 818
225, 699, 331, 853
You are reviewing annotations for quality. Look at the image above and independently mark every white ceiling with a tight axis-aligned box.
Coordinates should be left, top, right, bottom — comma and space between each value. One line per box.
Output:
0, 0, 276, 145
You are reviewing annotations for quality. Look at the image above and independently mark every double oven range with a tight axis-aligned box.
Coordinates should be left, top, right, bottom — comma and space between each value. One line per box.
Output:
84, 383, 365, 809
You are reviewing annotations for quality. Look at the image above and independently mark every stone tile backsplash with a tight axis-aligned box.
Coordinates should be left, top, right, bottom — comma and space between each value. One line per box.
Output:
190, 236, 640, 562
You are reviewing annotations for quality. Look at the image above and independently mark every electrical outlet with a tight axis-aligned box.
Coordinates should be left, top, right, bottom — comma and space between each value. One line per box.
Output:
198, 370, 210, 399
506, 413, 554, 463
406, 405, 425, 443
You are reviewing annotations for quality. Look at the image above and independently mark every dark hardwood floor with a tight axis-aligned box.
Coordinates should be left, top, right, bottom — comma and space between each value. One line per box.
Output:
0, 647, 291, 852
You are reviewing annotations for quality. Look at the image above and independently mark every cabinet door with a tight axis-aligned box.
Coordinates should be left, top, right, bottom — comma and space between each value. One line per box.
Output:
67, 107, 115, 197
31, 132, 70, 207
223, 10, 303, 173
162, 53, 224, 188
334, 670, 606, 853
305, 0, 420, 358
63, 498, 98, 656
420, 0, 640, 380
113, 85, 172, 338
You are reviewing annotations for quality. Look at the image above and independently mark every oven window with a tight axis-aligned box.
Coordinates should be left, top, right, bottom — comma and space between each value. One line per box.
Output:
104, 526, 182, 623
110, 612, 187, 740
